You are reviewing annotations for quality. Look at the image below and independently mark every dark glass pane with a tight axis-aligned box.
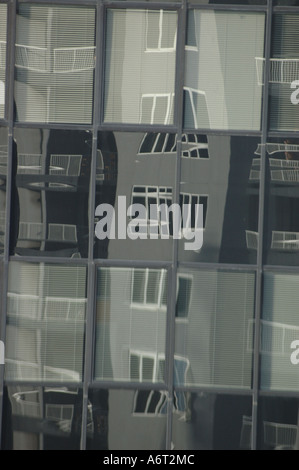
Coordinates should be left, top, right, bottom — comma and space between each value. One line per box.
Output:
12, 128, 91, 258
94, 132, 175, 261
261, 273, 299, 391
184, 10, 265, 131
5, 261, 87, 382
104, 9, 177, 125
172, 392, 253, 450
94, 267, 168, 382
174, 268, 255, 388
0, 127, 7, 256
257, 396, 299, 450
263, 138, 299, 266
179, 134, 260, 264
87, 389, 167, 450
1, 386, 83, 449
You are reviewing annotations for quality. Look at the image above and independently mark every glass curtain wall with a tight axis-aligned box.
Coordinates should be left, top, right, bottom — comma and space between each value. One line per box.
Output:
0, 0, 299, 451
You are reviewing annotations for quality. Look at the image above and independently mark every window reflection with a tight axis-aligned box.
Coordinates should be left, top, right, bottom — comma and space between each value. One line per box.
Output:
5, 262, 87, 382
172, 392, 252, 450
0, 128, 7, 255
14, 4, 95, 124
104, 10, 177, 124
2, 386, 83, 449
94, 267, 167, 382
184, 10, 265, 131
0, 4, 7, 119
87, 388, 167, 450
264, 138, 299, 265
174, 268, 255, 388
258, 396, 299, 450
12, 129, 91, 258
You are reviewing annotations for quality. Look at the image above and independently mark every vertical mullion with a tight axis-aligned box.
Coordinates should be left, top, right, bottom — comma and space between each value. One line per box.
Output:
80, 0, 103, 450
251, 0, 273, 451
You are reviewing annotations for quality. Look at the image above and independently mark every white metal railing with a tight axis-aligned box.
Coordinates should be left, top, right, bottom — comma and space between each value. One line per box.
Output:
53, 46, 95, 73
15, 44, 95, 73
49, 154, 82, 176
271, 169, 299, 181
7, 292, 39, 319
44, 296, 86, 320
48, 223, 77, 242
245, 230, 259, 250
256, 57, 299, 84
0, 41, 6, 68
17, 154, 43, 174
271, 230, 299, 251
264, 421, 297, 448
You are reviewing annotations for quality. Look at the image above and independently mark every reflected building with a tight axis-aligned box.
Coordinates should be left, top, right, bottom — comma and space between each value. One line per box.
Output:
1, 0, 299, 452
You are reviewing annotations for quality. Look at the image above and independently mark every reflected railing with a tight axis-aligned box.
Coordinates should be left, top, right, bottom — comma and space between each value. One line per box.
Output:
0, 40, 6, 68
256, 57, 299, 84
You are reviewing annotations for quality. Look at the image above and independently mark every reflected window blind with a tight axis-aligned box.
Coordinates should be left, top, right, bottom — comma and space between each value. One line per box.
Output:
269, 15, 299, 131
261, 273, 299, 391
5, 262, 87, 382
95, 267, 168, 382
0, 4, 7, 118
14, 5, 95, 124
104, 9, 177, 125
184, 10, 265, 131
174, 269, 255, 388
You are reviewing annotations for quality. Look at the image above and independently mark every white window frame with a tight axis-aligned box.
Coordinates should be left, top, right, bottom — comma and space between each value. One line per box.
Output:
145, 10, 177, 53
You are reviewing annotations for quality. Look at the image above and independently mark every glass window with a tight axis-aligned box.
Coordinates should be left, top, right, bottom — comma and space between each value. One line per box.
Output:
1, 385, 83, 450
87, 388, 167, 449
184, 10, 265, 131
178, 134, 260, 264
94, 267, 168, 382
263, 137, 299, 266
5, 262, 87, 382
14, 4, 95, 124
172, 392, 253, 450
257, 396, 299, 450
11, 128, 92, 258
261, 272, 299, 392
0, 127, 7, 255
0, 3, 7, 119
94, 132, 176, 261
104, 9, 177, 125
268, 14, 299, 131
174, 268, 255, 388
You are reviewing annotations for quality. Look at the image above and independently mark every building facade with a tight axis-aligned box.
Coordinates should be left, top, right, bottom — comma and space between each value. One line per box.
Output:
0, 0, 299, 450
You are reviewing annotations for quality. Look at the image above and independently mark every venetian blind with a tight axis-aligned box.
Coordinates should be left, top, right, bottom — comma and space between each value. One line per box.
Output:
0, 3, 7, 118
14, 4, 95, 124
5, 262, 87, 382
184, 10, 265, 131
94, 267, 168, 382
269, 14, 299, 131
174, 268, 255, 388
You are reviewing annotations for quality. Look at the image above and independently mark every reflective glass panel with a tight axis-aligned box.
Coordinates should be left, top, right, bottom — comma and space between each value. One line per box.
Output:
269, 14, 299, 131
172, 392, 253, 450
5, 262, 87, 382
178, 134, 260, 264
87, 388, 167, 449
174, 268, 255, 388
261, 272, 299, 391
184, 10, 265, 131
257, 396, 299, 450
190, 1, 266, 3
0, 127, 7, 255
14, 4, 95, 124
1, 385, 83, 449
94, 267, 168, 382
104, 9, 177, 124
94, 132, 175, 261
0, 3, 7, 118
263, 138, 299, 266
11, 128, 92, 258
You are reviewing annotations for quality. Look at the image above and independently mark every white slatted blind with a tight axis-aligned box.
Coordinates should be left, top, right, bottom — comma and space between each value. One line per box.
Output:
14, 5, 95, 124
94, 267, 168, 382
5, 262, 87, 382
269, 14, 299, 131
174, 269, 255, 388
0, 3, 7, 118
184, 10, 265, 131
104, 9, 177, 124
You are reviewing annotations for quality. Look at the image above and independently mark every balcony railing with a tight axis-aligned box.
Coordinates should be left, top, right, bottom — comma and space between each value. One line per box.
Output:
256, 57, 299, 84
